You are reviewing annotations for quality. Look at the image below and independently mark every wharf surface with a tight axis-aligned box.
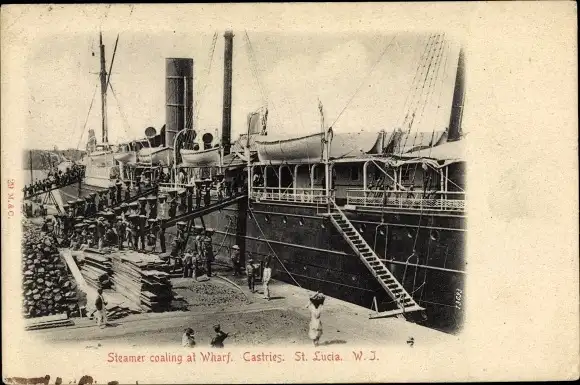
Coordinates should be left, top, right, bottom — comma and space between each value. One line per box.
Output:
30, 275, 455, 347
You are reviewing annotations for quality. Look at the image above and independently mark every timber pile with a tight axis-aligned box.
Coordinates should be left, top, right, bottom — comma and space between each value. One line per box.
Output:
79, 249, 112, 289
21, 225, 80, 319
24, 313, 74, 331
110, 251, 173, 312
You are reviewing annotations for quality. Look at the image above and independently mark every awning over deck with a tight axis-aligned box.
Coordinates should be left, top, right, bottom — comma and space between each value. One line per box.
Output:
400, 139, 464, 161
392, 130, 448, 154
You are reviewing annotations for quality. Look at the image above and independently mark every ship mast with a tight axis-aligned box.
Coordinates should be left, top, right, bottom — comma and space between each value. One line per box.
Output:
99, 32, 109, 145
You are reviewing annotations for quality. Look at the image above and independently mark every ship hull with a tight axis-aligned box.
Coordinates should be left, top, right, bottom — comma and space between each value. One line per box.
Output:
165, 198, 465, 334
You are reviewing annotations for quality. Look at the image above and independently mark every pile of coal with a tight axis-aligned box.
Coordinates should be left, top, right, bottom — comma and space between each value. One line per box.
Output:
21, 225, 80, 318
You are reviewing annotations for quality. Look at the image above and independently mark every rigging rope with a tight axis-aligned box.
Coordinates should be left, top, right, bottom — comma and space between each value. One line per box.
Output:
400, 34, 446, 155
248, 205, 303, 288
244, 30, 267, 105
397, 34, 433, 129
428, 38, 450, 155
194, 32, 218, 125
399, 34, 437, 131
76, 84, 99, 150
328, 35, 398, 130
405, 35, 441, 132
109, 83, 133, 141
411, 34, 446, 134
399, 34, 439, 153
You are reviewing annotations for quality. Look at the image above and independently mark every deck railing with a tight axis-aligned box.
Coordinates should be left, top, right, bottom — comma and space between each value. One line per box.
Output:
346, 189, 465, 212
158, 182, 190, 192
251, 187, 329, 204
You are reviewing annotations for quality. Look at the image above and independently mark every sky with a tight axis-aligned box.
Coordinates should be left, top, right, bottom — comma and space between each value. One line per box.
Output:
20, 6, 460, 150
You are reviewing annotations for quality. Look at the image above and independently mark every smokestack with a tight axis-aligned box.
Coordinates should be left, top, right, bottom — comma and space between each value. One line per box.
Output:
448, 48, 465, 141
165, 58, 194, 149
222, 31, 234, 156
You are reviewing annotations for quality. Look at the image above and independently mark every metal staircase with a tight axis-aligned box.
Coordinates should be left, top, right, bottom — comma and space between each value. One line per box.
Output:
328, 199, 424, 318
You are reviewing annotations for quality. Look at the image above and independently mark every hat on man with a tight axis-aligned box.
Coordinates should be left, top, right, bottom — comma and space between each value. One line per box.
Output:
177, 221, 186, 227
129, 202, 139, 207
232, 244, 239, 249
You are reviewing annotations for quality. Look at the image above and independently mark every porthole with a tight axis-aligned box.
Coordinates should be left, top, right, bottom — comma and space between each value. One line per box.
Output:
430, 229, 440, 241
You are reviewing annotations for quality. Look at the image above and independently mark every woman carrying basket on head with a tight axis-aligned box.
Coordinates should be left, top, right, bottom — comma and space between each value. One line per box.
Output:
306, 292, 325, 347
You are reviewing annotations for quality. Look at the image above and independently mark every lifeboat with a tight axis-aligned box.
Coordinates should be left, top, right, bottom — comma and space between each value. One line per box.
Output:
113, 151, 137, 163
255, 131, 386, 163
137, 146, 173, 166
180, 147, 221, 167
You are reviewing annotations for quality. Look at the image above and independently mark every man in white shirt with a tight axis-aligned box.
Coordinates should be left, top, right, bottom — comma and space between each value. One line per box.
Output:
262, 255, 273, 300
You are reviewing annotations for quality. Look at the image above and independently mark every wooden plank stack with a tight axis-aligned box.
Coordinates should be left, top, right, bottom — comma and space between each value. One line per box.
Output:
21, 224, 80, 320
110, 251, 173, 312
79, 249, 112, 289
24, 313, 74, 331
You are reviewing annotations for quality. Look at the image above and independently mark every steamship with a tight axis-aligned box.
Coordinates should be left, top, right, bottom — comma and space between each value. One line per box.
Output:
60, 31, 466, 334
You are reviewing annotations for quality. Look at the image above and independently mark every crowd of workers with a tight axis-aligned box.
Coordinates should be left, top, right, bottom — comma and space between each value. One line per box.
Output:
40, 172, 246, 277
23, 164, 85, 198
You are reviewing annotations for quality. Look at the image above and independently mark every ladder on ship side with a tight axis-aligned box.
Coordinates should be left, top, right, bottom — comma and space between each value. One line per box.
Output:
328, 199, 424, 318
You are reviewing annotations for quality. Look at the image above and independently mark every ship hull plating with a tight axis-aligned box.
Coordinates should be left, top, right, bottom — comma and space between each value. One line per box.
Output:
187, 200, 465, 334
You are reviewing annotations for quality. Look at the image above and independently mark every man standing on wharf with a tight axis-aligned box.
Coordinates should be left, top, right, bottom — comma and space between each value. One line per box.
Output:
95, 288, 108, 328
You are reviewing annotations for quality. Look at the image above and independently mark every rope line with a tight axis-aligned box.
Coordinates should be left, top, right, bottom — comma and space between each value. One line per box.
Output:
109, 83, 132, 142
194, 32, 218, 125
328, 35, 398, 129
76, 84, 99, 150
412, 34, 446, 134
248, 205, 303, 288
397, 34, 434, 129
